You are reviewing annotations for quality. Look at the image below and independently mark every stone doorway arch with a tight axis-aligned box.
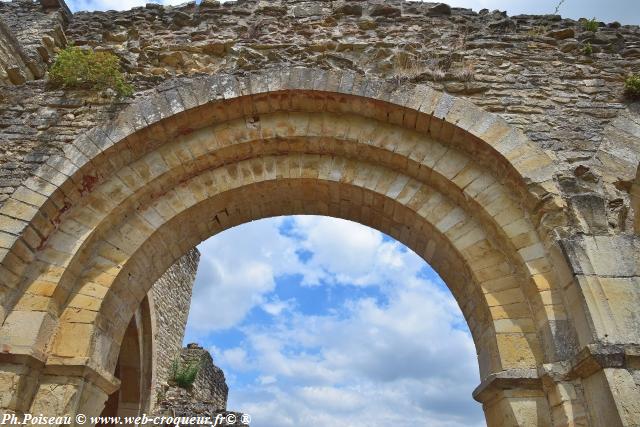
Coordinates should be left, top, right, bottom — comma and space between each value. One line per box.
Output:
0, 68, 638, 427
97, 294, 153, 423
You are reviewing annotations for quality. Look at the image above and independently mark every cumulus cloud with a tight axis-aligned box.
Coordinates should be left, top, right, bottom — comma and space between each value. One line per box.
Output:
287, 216, 427, 288
186, 218, 306, 333
186, 216, 430, 334
226, 278, 482, 427
213, 347, 250, 371
261, 297, 296, 316
184, 216, 485, 427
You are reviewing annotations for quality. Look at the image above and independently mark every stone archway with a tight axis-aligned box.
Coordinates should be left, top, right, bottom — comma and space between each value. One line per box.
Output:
98, 315, 140, 422
0, 68, 637, 427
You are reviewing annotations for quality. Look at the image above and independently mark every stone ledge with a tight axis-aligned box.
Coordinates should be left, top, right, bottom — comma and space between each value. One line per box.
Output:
0, 353, 119, 399
0, 351, 45, 368
570, 343, 640, 379
469, 343, 639, 404
472, 368, 542, 403
540, 343, 640, 382
44, 356, 121, 394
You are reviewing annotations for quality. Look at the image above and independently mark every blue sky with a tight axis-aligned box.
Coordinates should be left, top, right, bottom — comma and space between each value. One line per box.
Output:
183, 216, 483, 427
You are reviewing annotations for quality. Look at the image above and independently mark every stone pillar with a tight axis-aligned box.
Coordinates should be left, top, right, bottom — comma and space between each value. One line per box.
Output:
0, 356, 43, 414
556, 234, 640, 426
474, 370, 551, 427
566, 345, 640, 427
582, 368, 640, 427
29, 376, 111, 427
0, 360, 119, 427
543, 379, 588, 427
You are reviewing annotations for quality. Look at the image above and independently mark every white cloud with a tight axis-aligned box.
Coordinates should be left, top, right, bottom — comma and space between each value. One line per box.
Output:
217, 347, 250, 371
235, 378, 484, 427
187, 258, 275, 331
186, 218, 305, 334
290, 216, 426, 288
297, 386, 367, 413
223, 264, 482, 425
258, 375, 277, 385
292, 216, 385, 286
261, 297, 295, 316
186, 216, 431, 334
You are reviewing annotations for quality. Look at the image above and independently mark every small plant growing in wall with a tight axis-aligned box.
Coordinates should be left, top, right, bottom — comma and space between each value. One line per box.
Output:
624, 74, 640, 100
48, 45, 133, 97
169, 358, 200, 389
582, 18, 599, 32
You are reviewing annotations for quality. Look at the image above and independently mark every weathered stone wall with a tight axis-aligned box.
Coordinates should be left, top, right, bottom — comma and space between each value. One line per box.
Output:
154, 385, 244, 427
154, 387, 246, 427
0, 0, 639, 233
150, 247, 200, 409
0, 0, 68, 84
177, 343, 229, 411
0, 0, 89, 201
0, 17, 34, 84
153, 344, 238, 426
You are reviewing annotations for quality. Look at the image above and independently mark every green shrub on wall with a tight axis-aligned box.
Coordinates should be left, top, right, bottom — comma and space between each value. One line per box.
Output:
625, 75, 640, 100
49, 45, 133, 97
582, 18, 599, 32
169, 358, 200, 389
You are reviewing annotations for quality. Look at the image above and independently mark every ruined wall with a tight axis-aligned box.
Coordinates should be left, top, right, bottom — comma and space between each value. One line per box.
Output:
0, 0, 639, 234
0, 0, 79, 199
150, 247, 201, 409
153, 344, 233, 425
176, 343, 229, 411
0, 0, 68, 84
0, 17, 34, 84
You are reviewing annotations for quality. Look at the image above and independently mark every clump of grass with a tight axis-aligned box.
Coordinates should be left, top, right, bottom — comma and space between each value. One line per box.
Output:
49, 45, 133, 97
454, 60, 476, 82
392, 51, 427, 80
583, 18, 599, 32
582, 42, 593, 55
169, 358, 199, 389
624, 74, 640, 100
